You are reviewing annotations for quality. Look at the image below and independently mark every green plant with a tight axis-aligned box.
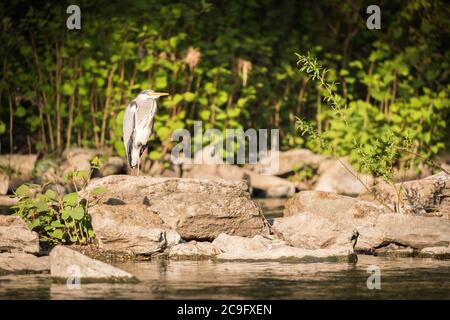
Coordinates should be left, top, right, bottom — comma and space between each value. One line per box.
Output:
295, 52, 448, 212
12, 157, 108, 246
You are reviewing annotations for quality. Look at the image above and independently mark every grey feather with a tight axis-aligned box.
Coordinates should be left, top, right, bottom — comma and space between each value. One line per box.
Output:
123, 101, 137, 167
122, 95, 158, 168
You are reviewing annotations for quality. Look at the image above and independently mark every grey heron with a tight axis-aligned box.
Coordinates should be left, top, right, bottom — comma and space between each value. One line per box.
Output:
122, 89, 169, 175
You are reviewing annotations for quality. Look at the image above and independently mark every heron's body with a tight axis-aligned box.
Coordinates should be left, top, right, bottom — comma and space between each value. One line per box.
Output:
122, 90, 168, 173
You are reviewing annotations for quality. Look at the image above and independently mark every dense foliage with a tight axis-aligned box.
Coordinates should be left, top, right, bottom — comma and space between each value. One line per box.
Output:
0, 0, 448, 168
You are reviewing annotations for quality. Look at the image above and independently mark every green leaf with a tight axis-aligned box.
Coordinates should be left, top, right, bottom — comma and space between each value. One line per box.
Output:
199, 110, 210, 121
51, 220, 63, 228
155, 76, 167, 89
62, 83, 74, 95
44, 189, 56, 201
14, 106, 27, 118
61, 209, 71, 220
35, 201, 48, 213
156, 127, 170, 140
63, 192, 78, 206
71, 206, 85, 220
50, 229, 64, 240
15, 185, 30, 198
93, 186, 109, 195
184, 92, 196, 102
149, 150, 163, 160
28, 219, 41, 230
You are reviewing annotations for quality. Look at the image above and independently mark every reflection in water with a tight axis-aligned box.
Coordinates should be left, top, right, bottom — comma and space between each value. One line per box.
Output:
1, 255, 449, 299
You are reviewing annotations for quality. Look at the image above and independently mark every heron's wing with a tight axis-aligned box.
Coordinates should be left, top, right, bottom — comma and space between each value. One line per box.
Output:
134, 99, 157, 154
136, 98, 157, 132
123, 101, 137, 166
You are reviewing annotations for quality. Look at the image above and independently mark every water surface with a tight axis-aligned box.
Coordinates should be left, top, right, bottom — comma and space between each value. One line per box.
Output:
1, 255, 449, 299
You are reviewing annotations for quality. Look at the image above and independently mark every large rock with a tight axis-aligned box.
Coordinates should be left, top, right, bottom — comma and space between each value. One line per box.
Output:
0, 215, 39, 254
359, 172, 450, 217
83, 176, 270, 242
251, 149, 326, 176
0, 154, 38, 191
275, 191, 385, 250
183, 163, 248, 181
358, 214, 450, 250
89, 204, 181, 255
98, 156, 127, 177
0, 252, 49, 274
61, 148, 97, 173
314, 157, 374, 195
244, 170, 295, 198
0, 171, 9, 195
0, 195, 18, 214
169, 241, 221, 260
212, 233, 356, 262
50, 246, 135, 281
418, 246, 450, 259
274, 190, 450, 254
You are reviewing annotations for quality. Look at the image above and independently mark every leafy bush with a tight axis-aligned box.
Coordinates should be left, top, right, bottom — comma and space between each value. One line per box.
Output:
12, 157, 107, 246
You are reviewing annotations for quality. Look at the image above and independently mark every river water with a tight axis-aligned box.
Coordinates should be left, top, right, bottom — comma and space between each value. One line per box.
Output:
0, 256, 449, 299
0, 199, 449, 299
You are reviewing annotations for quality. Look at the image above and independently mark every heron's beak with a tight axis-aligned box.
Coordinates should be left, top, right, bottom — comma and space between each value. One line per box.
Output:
148, 92, 169, 98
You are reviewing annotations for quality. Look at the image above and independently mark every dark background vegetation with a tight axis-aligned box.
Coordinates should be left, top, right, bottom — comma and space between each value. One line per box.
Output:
0, 0, 448, 167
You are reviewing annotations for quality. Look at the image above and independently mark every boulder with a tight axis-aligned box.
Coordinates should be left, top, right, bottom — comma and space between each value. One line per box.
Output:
0, 195, 18, 214
359, 172, 450, 218
148, 161, 182, 177
50, 246, 135, 282
212, 233, 356, 262
275, 191, 384, 250
98, 156, 127, 176
314, 157, 374, 195
0, 171, 9, 195
0, 154, 38, 190
0, 252, 49, 275
61, 148, 97, 173
244, 170, 295, 198
0, 154, 37, 178
83, 176, 270, 242
169, 241, 221, 260
183, 163, 248, 181
251, 149, 326, 176
0, 215, 39, 254
274, 190, 450, 254
418, 246, 450, 259
89, 204, 181, 255
358, 213, 450, 250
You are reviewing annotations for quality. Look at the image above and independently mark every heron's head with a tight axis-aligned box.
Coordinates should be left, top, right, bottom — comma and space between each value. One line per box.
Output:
138, 89, 169, 100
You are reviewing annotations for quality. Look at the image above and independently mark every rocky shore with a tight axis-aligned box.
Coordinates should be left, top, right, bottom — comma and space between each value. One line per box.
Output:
1, 148, 449, 282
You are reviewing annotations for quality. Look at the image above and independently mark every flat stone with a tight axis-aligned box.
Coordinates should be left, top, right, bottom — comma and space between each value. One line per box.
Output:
50, 246, 135, 282
0, 215, 39, 254
89, 204, 181, 255
169, 241, 221, 260
212, 233, 356, 262
314, 157, 374, 195
0, 252, 49, 274
244, 170, 296, 198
